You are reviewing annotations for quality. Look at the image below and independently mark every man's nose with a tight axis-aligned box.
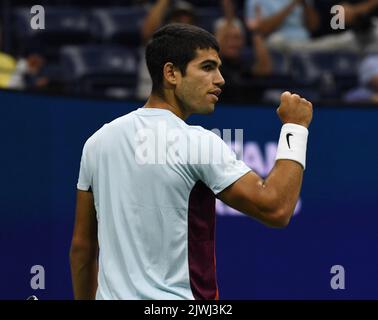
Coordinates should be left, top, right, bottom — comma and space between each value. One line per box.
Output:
214, 68, 225, 87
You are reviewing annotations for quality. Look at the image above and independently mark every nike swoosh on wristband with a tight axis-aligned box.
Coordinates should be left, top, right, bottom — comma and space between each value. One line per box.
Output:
286, 133, 293, 149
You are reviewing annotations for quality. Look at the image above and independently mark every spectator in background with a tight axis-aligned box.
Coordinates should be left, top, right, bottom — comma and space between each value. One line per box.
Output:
313, 0, 378, 52
8, 53, 49, 91
344, 55, 378, 103
0, 29, 17, 88
215, 0, 272, 102
137, 0, 197, 100
139, 0, 273, 103
0, 53, 16, 88
245, 0, 320, 50
0, 20, 49, 91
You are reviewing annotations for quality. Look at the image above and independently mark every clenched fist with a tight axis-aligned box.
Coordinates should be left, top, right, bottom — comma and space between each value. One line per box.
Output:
277, 91, 313, 128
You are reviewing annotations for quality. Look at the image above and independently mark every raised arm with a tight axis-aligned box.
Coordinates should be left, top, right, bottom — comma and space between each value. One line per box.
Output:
246, 0, 301, 37
141, 0, 171, 43
247, 4, 273, 76
70, 190, 99, 299
222, 0, 237, 23
217, 92, 312, 228
341, 0, 378, 26
301, 0, 320, 33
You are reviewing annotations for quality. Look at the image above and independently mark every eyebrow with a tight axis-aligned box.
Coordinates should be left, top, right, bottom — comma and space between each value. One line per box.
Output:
199, 59, 222, 68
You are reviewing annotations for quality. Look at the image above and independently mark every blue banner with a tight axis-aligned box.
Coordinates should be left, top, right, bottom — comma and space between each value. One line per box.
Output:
1, 90, 377, 299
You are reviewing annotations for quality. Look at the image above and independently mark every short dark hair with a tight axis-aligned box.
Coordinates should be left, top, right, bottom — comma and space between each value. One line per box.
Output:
145, 23, 220, 96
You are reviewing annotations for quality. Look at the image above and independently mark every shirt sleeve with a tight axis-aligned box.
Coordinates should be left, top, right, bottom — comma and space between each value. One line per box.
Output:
77, 139, 93, 191
196, 130, 251, 195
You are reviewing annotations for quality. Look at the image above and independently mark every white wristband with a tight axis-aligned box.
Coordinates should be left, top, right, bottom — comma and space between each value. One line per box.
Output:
275, 123, 309, 170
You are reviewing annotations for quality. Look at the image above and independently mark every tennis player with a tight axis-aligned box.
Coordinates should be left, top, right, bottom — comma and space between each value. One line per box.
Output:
70, 23, 312, 300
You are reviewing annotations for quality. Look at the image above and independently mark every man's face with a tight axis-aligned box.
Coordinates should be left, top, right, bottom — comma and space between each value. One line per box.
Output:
174, 48, 225, 114
218, 26, 244, 59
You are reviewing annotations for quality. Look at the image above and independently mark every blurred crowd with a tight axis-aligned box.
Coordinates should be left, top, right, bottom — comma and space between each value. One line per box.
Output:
1, 0, 378, 104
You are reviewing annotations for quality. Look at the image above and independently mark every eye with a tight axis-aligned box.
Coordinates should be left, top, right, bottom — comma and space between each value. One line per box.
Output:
202, 65, 214, 71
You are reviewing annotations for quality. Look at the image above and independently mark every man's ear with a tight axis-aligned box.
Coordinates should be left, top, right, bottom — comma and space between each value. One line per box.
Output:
163, 62, 179, 86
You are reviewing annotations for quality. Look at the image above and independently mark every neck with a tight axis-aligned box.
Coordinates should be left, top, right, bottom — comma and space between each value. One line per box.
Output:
144, 92, 189, 120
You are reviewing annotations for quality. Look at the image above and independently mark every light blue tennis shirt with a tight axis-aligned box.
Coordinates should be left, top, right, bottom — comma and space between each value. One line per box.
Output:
77, 108, 251, 300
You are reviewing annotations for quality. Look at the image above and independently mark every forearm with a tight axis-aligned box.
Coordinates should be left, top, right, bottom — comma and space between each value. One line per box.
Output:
346, 0, 378, 15
218, 92, 312, 228
70, 248, 98, 300
257, 0, 297, 36
141, 0, 170, 42
342, 0, 378, 25
251, 34, 273, 76
260, 159, 303, 224
222, 0, 236, 22
257, 121, 308, 225
220, 161, 303, 228
302, 2, 320, 32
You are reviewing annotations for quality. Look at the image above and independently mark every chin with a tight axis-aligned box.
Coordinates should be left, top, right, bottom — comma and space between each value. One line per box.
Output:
203, 104, 215, 114
191, 103, 215, 115
199, 107, 214, 115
